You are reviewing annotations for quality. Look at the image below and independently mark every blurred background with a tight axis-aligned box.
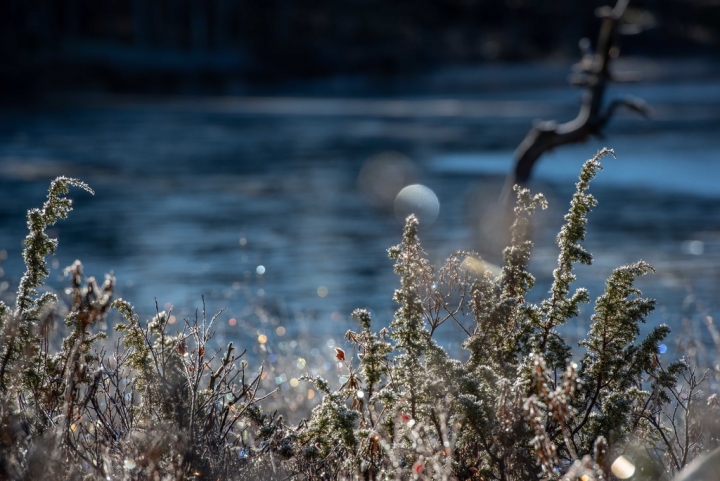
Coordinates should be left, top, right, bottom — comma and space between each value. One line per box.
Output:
1, 0, 720, 411
1, 0, 719, 94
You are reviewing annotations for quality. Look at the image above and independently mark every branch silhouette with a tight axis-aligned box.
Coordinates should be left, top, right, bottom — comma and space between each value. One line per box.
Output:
502, 0, 649, 202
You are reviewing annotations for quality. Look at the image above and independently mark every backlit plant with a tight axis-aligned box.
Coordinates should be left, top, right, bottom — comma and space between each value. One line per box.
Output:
0, 151, 712, 480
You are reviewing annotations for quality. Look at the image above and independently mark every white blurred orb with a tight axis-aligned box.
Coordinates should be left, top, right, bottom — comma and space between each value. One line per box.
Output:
394, 184, 440, 225
611, 456, 636, 479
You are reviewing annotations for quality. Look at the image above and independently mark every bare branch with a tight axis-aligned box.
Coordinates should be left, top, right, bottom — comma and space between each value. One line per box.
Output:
502, 0, 648, 201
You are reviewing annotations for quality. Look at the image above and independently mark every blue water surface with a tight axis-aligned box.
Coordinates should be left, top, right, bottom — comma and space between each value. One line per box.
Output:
1, 59, 719, 371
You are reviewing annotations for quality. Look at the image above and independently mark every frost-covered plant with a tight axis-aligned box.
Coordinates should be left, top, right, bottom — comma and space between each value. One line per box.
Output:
0, 177, 93, 393
0, 151, 712, 480
280, 149, 700, 480
0, 179, 273, 480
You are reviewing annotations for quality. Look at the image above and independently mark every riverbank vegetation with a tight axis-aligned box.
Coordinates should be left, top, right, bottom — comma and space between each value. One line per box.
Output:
0, 149, 717, 480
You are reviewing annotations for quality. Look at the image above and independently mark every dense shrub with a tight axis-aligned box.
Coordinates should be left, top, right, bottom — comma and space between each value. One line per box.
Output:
0, 149, 714, 480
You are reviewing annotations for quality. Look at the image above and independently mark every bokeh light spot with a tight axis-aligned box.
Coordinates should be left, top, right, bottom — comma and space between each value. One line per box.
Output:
290, 378, 299, 387
256, 265, 266, 275
460, 256, 502, 278
228, 318, 237, 326
258, 334, 267, 344
658, 343, 667, 354
611, 456, 636, 479
276, 326, 286, 336
682, 240, 704, 255
317, 286, 328, 297
358, 151, 417, 209
394, 184, 440, 225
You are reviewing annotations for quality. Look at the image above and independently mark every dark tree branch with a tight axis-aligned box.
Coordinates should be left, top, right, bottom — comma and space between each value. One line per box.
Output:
502, 0, 649, 202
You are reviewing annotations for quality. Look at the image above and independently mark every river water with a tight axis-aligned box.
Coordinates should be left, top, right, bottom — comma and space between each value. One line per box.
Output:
1, 60, 720, 398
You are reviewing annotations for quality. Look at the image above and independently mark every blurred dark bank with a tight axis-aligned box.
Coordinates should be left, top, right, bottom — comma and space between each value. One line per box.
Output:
1, 0, 720, 96
1, 1, 720, 370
